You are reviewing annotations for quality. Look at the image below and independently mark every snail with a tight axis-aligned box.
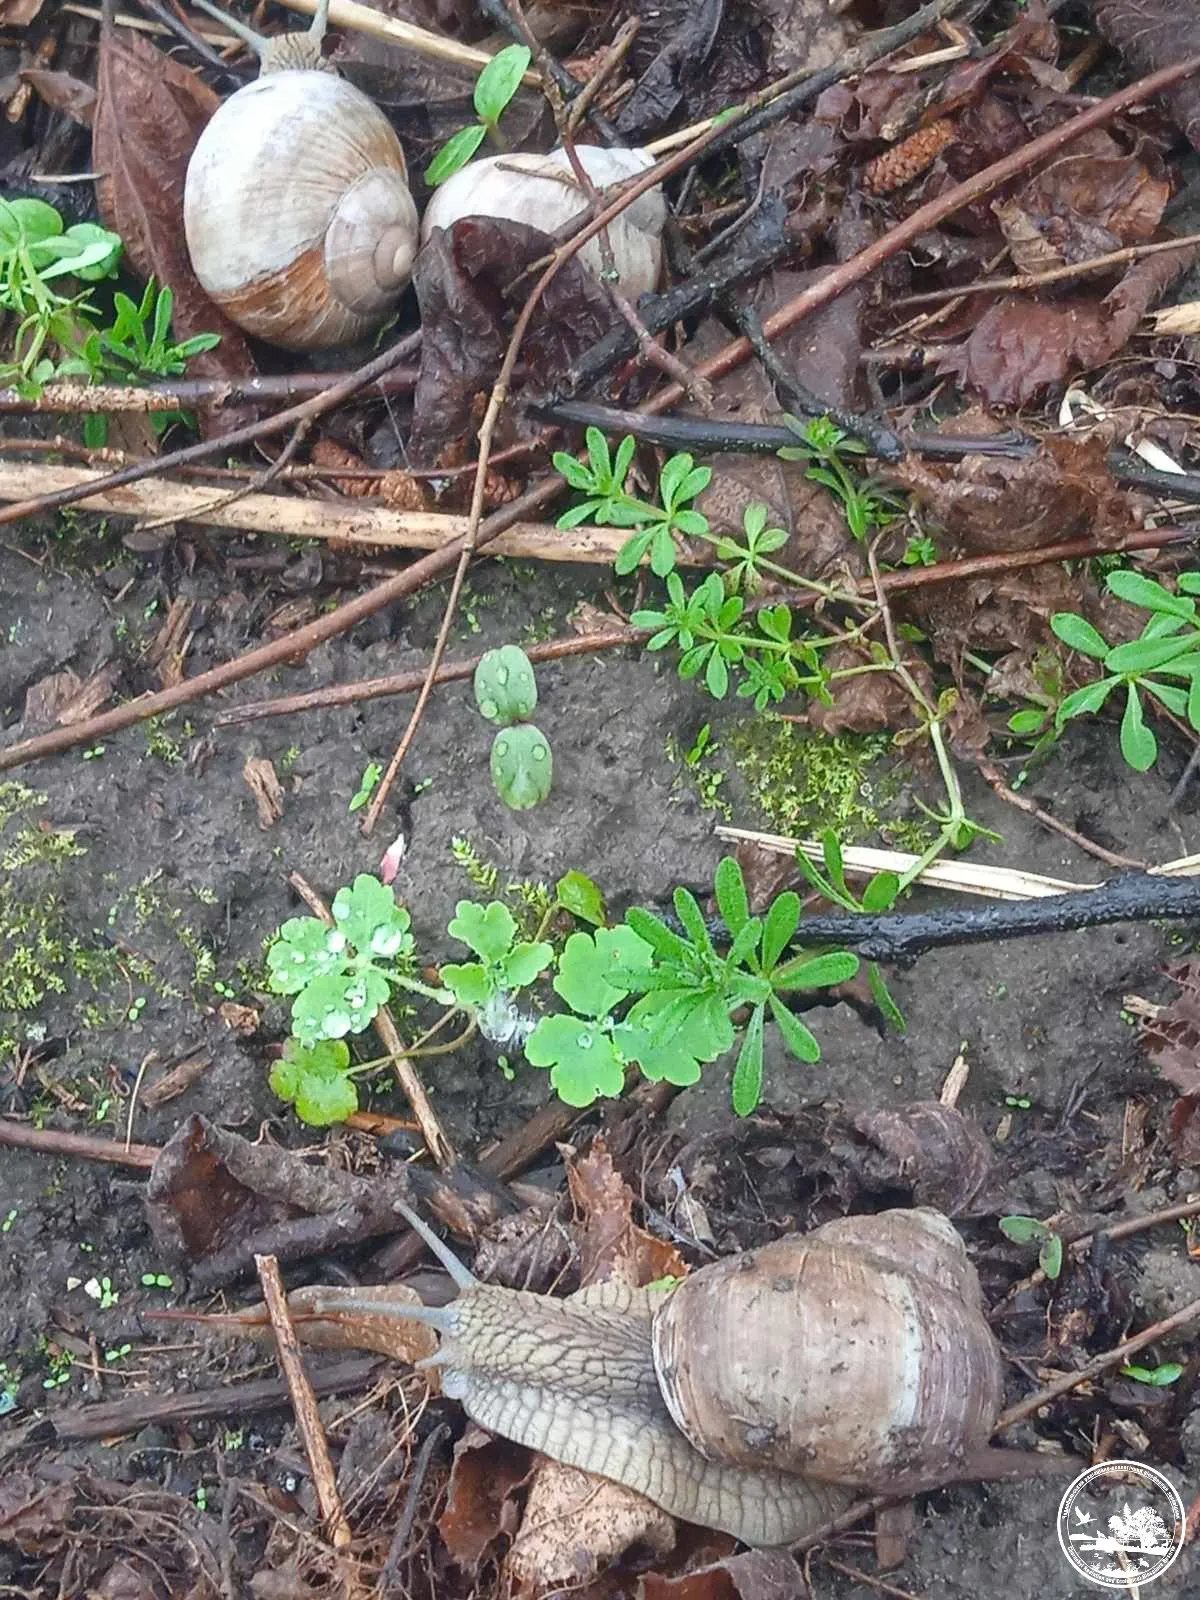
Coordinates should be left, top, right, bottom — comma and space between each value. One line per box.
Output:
421, 146, 666, 300
183, 0, 419, 349
311, 1203, 1012, 1546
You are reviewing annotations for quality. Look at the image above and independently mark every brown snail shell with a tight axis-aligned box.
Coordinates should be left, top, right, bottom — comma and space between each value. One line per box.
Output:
651, 1208, 1005, 1490
183, 70, 419, 350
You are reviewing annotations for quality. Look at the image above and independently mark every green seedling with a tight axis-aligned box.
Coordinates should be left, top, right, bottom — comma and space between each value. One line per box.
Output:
491, 723, 553, 809
1052, 570, 1200, 770
553, 869, 607, 927
473, 644, 552, 809
528, 855, 859, 1115
425, 44, 531, 184
269, 1037, 360, 1126
83, 1275, 119, 1309
265, 873, 446, 1048
1120, 1362, 1184, 1386
104, 1344, 132, 1363
777, 415, 903, 541
999, 1214, 1063, 1279
792, 829, 905, 1031
348, 762, 382, 813
440, 899, 552, 1046
140, 1272, 173, 1289
475, 644, 538, 724
553, 428, 710, 577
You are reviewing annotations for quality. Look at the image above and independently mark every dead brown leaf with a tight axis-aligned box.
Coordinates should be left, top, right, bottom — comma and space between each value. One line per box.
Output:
0, 0, 43, 23
643, 1546, 806, 1599
22, 665, 118, 730
438, 1427, 531, 1568
1142, 959, 1200, 1095
1096, 0, 1200, 151
508, 1465, 676, 1594
217, 1000, 260, 1034
936, 240, 1200, 405
142, 1048, 212, 1108
0, 1472, 76, 1556
92, 28, 257, 424
21, 68, 95, 125
569, 1139, 687, 1287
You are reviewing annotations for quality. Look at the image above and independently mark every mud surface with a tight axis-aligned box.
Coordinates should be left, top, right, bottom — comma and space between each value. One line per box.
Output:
2, 536, 1199, 1597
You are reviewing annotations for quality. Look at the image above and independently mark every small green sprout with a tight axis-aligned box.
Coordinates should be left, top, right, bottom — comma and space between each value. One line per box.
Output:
426, 45, 531, 184
999, 1215, 1063, 1279
473, 645, 552, 809
140, 1272, 174, 1289
269, 1038, 359, 1126
84, 1275, 119, 1309
1120, 1362, 1184, 1387
348, 762, 382, 813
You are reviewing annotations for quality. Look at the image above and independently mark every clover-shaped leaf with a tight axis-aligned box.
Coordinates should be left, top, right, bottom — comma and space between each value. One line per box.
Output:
331, 875, 412, 959
553, 927, 651, 1019
291, 968, 388, 1046
524, 1014, 626, 1106
503, 941, 554, 988
448, 900, 517, 964
266, 917, 344, 996
269, 1038, 357, 1126
440, 961, 494, 1008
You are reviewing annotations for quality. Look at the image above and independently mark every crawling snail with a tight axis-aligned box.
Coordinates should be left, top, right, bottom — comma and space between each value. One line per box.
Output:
311, 1203, 1016, 1546
183, 0, 419, 349
422, 147, 667, 300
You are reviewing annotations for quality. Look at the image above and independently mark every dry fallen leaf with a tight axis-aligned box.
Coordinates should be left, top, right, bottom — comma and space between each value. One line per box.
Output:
1096, 0, 1200, 151
508, 1465, 676, 1594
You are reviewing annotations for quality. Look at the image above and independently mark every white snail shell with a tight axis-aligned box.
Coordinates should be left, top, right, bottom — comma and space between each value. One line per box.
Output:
420, 145, 666, 300
184, 71, 419, 350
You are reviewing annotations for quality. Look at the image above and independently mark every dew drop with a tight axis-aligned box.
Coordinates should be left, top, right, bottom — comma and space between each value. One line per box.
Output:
577, 1030, 594, 1050
531, 744, 547, 763
480, 698, 498, 720
495, 738, 509, 758
496, 666, 509, 684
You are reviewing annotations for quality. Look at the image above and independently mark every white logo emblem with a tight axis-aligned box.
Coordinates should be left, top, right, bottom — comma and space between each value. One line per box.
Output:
1057, 1461, 1185, 1589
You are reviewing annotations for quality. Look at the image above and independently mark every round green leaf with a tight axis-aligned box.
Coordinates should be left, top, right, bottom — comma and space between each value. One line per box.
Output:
491, 724, 553, 809
474, 644, 537, 725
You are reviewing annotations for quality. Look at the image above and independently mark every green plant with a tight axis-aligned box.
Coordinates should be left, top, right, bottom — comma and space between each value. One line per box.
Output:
1051, 570, 1200, 771
777, 415, 903, 542
528, 856, 859, 1114
83, 1274, 119, 1309
999, 1214, 1063, 1279
1120, 1362, 1184, 1386
474, 644, 553, 809
553, 429, 711, 577
349, 761, 382, 813
269, 1037, 360, 1126
265, 873, 447, 1048
792, 831, 905, 1030
440, 900, 552, 1045
425, 44, 531, 184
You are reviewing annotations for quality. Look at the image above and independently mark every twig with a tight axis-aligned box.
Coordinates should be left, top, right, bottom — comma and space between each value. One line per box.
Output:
566, 19, 639, 135
0, 1116, 157, 1169
287, 871, 454, 1169
0, 372, 420, 411
378, 1421, 450, 1596
271, 0, 532, 79
52, 1354, 385, 1441
721, 873, 1200, 962
976, 759, 1147, 871
255, 1253, 352, 1549
0, 329, 421, 532
135, 418, 313, 535
890, 229, 1200, 309
0, 460, 654, 564
995, 1295, 1200, 1431
646, 53, 1200, 409
820, 1557, 921, 1600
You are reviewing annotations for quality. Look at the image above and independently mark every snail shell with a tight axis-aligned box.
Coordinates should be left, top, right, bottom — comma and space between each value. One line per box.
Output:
420, 146, 666, 300
652, 1208, 1005, 1489
184, 71, 419, 349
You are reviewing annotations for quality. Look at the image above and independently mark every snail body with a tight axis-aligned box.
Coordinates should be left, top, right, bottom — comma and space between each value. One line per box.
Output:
183, 0, 419, 349
316, 1205, 1008, 1545
420, 146, 666, 300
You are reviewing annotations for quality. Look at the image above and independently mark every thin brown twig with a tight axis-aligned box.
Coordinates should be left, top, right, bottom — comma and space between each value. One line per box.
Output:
287, 870, 454, 1169
647, 52, 1200, 408
890, 228, 1200, 310
135, 417, 313, 535
976, 758, 1147, 870
820, 1556, 922, 1600
997, 1197, 1200, 1301
566, 18, 639, 134
216, 522, 1200, 727
0, 1115, 158, 1169
255, 1252, 353, 1550
995, 1294, 1200, 1431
